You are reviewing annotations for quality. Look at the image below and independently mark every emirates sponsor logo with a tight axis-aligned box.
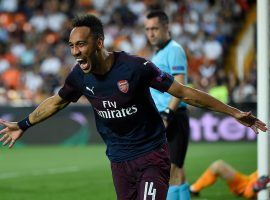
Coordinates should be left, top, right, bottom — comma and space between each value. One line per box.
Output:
117, 80, 129, 93
95, 105, 138, 119
94, 101, 138, 119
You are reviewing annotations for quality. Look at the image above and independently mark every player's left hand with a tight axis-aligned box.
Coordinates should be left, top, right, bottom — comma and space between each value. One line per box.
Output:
235, 111, 268, 134
0, 119, 23, 148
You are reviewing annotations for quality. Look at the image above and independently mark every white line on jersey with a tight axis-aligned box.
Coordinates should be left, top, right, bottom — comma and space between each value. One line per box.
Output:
143, 61, 150, 66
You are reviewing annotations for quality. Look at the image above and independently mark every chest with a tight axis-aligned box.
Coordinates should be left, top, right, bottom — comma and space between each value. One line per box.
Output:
81, 65, 139, 108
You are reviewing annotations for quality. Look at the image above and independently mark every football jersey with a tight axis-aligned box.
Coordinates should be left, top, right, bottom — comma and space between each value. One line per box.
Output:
150, 40, 187, 112
58, 51, 174, 162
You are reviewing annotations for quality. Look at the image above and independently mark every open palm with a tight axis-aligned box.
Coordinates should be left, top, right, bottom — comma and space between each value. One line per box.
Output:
0, 119, 23, 148
235, 111, 267, 134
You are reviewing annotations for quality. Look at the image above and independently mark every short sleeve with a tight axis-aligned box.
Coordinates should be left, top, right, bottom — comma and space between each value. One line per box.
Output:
168, 45, 187, 75
141, 60, 174, 92
58, 67, 83, 102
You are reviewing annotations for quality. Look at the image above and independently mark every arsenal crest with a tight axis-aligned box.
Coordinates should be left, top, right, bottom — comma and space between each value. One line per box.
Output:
117, 80, 129, 93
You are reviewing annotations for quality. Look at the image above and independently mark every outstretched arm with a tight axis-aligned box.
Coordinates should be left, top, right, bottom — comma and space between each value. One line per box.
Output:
0, 94, 70, 148
28, 94, 70, 124
167, 80, 268, 133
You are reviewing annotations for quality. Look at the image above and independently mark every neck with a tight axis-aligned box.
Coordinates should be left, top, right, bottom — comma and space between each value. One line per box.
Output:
92, 49, 114, 75
156, 38, 171, 51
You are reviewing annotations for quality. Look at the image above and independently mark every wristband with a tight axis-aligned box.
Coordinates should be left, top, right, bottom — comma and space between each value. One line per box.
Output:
160, 108, 174, 122
18, 116, 32, 131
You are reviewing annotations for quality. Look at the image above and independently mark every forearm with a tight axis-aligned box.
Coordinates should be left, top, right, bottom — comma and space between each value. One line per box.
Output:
168, 74, 184, 111
29, 95, 70, 125
168, 96, 181, 111
181, 86, 239, 116
168, 81, 240, 117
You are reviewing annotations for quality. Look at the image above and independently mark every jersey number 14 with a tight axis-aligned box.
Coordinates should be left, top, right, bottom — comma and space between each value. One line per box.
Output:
143, 181, 156, 200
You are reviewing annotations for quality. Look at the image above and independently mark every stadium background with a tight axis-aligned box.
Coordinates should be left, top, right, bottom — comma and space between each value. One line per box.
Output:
0, 0, 261, 199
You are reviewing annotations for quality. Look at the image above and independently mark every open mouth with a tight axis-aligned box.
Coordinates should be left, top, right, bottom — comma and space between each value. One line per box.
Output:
76, 58, 90, 71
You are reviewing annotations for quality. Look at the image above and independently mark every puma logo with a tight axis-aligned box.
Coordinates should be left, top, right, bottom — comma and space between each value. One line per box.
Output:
86, 86, 95, 95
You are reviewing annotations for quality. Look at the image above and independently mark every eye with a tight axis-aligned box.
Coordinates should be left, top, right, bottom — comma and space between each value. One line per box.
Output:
69, 43, 74, 48
78, 42, 86, 47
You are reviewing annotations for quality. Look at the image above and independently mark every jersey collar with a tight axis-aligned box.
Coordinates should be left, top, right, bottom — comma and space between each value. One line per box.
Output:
155, 39, 172, 53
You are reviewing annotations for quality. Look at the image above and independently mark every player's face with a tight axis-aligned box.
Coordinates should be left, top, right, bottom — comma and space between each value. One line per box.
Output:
144, 17, 168, 47
69, 26, 97, 73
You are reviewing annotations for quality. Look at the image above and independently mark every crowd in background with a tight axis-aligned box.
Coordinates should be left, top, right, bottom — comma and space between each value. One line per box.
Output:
0, 0, 257, 106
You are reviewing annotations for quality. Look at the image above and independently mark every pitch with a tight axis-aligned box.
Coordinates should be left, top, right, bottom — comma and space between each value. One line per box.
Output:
0, 142, 256, 200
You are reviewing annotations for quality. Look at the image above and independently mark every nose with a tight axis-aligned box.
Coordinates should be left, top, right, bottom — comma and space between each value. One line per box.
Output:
71, 46, 80, 57
147, 30, 154, 39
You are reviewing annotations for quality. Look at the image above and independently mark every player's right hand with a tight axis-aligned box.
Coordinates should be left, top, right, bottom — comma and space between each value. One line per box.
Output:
0, 119, 24, 148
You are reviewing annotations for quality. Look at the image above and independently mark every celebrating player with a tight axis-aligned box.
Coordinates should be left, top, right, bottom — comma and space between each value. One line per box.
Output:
144, 10, 190, 200
0, 14, 267, 200
190, 160, 270, 199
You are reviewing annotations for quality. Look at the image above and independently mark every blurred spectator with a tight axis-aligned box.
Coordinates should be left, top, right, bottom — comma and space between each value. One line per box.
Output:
232, 78, 256, 103
209, 78, 229, 104
0, 25, 9, 42
29, 9, 47, 33
0, 0, 18, 12
199, 59, 217, 79
111, 0, 137, 27
40, 52, 61, 75
0, 57, 10, 73
22, 66, 43, 93
130, 25, 147, 53
1, 64, 22, 90
0, 0, 257, 105
202, 35, 223, 61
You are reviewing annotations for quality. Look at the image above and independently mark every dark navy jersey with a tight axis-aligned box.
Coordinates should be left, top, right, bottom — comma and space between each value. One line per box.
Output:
58, 51, 174, 162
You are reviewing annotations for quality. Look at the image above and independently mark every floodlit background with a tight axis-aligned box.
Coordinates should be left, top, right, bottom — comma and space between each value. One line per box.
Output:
0, 0, 266, 200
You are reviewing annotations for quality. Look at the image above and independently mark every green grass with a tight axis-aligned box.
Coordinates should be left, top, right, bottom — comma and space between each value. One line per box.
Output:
0, 142, 256, 200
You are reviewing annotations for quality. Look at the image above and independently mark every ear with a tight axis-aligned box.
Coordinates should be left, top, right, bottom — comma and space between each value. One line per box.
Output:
96, 37, 104, 50
164, 24, 169, 31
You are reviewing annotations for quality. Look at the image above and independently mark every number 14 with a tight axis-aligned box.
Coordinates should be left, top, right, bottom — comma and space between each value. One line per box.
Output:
143, 181, 156, 200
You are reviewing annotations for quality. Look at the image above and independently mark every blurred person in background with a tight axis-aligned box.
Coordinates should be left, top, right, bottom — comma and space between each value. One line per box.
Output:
0, 0, 258, 105
190, 160, 270, 199
144, 10, 190, 200
0, 13, 268, 200
208, 69, 229, 104
232, 78, 256, 104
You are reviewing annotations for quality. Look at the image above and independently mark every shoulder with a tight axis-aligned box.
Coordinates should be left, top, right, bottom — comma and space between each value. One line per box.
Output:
69, 64, 83, 76
168, 40, 185, 52
71, 64, 83, 73
116, 52, 161, 78
166, 40, 186, 59
115, 51, 147, 68
65, 64, 84, 83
